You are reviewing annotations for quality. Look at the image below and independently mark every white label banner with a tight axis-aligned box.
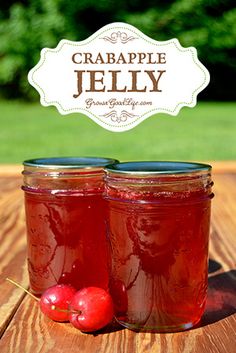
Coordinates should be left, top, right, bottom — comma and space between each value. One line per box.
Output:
28, 22, 210, 132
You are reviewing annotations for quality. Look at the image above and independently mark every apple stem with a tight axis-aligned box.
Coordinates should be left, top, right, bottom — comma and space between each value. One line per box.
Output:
51, 305, 81, 315
6, 278, 40, 302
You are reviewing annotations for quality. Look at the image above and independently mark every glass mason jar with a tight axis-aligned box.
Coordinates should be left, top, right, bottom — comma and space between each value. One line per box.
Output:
104, 161, 214, 332
22, 157, 118, 295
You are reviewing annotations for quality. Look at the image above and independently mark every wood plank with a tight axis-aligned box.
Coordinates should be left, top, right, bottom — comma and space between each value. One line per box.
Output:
0, 161, 236, 177
0, 175, 29, 337
201, 172, 236, 351
0, 165, 22, 176
211, 161, 236, 174
210, 173, 236, 271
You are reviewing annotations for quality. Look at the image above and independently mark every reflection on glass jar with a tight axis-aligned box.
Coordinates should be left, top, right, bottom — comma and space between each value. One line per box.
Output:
105, 161, 214, 332
22, 157, 118, 295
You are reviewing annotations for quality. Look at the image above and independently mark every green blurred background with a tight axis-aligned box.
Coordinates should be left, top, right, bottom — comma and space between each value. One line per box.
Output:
0, 0, 235, 163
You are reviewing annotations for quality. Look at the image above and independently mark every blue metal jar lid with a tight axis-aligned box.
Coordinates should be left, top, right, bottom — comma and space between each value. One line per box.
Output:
23, 157, 119, 169
105, 161, 212, 175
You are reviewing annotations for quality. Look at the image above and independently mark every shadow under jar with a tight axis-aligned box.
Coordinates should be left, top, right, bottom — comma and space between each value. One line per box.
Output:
22, 157, 118, 295
104, 161, 214, 333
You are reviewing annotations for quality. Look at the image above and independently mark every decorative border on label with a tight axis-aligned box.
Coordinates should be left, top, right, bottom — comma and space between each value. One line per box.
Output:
100, 31, 137, 44
100, 110, 138, 123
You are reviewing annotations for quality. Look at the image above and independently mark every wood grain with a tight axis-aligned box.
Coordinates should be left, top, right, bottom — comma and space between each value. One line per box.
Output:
0, 175, 28, 337
0, 166, 235, 352
210, 174, 236, 271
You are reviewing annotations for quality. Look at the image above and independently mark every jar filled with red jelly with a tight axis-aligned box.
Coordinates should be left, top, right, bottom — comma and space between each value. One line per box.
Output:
22, 157, 118, 295
104, 161, 214, 332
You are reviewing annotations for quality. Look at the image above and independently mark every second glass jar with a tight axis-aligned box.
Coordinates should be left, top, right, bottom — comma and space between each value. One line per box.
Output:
104, 161, 214, 332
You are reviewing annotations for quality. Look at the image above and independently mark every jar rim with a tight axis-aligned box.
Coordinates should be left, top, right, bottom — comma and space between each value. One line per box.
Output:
23, 157, 118, 170
105, 161, 212, 175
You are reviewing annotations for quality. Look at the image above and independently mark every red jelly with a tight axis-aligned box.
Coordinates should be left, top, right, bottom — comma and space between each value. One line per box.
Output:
22, 157, 118, 295
105, 161, 214, 332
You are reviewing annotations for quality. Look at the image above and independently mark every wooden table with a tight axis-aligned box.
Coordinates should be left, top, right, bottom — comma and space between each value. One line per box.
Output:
0, 163, 236, 353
